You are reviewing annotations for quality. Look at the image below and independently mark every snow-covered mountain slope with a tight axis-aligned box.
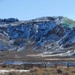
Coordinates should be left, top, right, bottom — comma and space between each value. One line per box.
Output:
0, 16, 75, 56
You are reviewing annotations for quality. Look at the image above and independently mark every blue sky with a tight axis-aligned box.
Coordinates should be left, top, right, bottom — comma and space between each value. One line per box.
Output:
0, 0, 75, 20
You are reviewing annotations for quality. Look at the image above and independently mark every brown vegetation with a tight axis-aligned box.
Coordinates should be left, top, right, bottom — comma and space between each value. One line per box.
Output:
0, 67, 75, 75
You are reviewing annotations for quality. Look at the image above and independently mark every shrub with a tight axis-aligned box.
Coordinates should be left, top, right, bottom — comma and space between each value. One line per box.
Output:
57, 69, 62, 74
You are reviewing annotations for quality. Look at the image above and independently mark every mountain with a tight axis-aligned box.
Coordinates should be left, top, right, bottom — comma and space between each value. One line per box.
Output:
0, 16, 75, 57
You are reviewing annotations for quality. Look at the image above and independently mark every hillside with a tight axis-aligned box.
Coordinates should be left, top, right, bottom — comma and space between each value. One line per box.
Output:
0, 16, 75, 57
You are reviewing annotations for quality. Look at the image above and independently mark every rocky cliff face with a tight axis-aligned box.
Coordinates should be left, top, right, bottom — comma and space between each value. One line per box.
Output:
0, 16, 75, 56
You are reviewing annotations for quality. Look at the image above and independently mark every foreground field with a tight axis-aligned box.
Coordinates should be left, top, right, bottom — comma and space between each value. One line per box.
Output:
0, 67, 75, 75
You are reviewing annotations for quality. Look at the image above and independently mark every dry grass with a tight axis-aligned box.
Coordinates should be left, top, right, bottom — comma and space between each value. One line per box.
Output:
0, 67, 75, 75
29, 67, 75, 75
